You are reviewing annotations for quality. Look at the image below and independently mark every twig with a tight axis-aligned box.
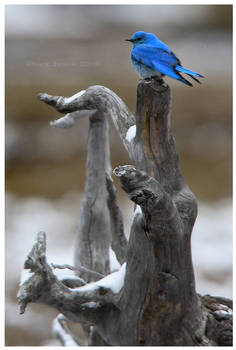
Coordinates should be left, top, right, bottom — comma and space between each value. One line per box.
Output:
52, 263, 104, 283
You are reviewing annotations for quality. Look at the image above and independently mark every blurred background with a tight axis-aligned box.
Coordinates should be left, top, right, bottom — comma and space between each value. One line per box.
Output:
5, 4, 232, 346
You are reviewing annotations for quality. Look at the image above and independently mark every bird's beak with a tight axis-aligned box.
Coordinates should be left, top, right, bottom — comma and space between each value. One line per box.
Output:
125, 38, 134, 42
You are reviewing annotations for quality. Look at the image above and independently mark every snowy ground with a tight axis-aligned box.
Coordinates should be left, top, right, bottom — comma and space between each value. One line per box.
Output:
191, 199, 232, 298
5, 192, 232, 345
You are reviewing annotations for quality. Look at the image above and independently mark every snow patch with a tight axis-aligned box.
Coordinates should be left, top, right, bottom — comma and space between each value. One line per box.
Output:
109, 246, 121, 272
126, 125, 136, 143
134, 205, 142, 216
73, 262, 126, 294
213, 303, 232, 318
217, 303, 230, 311
56, 274, 83, 282
192, 199, 232, 297
52, 266, 86, 285
81, 301, 101, 309
214, 309, 232, 319
64, 90, 86, 104
52, 315, 78, 346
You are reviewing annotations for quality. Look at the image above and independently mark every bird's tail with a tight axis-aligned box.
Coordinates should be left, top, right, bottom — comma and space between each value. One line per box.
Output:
177, 76, 193, 87
176, 65, 204, 84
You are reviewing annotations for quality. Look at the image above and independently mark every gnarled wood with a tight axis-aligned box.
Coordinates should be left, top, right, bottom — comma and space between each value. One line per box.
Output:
113, 165, 205, 345
18, 80, 232, 346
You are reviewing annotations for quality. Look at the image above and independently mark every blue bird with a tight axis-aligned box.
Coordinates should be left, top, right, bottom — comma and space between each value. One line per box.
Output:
126, 31, 203, 87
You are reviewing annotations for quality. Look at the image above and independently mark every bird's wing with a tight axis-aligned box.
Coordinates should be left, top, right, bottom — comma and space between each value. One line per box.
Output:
131, 46, 181, 77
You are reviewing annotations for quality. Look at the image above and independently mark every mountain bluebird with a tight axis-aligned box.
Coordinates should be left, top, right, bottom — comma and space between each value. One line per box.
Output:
126, 31, 203, 86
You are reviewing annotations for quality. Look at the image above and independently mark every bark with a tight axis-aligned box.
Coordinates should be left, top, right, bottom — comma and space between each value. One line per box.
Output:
17, 80, 232, 346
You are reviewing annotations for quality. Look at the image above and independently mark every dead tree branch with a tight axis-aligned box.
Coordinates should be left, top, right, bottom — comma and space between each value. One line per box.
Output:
52, 314, 82, 346
17, 232, 125, 325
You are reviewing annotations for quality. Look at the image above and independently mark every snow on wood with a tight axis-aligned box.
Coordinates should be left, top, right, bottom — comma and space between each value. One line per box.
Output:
73, 263, 126, 294
81, 301, 101, 309
64, 90, 86, 104
125, 125, 136, 143
213, 304, 232, 319
214, 309, 232, 320
217, 304, 231, 311
134, 205, 142, 216
52, 314, 78, 346
109, 246, 121, 272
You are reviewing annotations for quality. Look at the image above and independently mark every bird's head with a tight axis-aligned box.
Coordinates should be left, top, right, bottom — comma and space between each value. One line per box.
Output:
125, 31, 157, 47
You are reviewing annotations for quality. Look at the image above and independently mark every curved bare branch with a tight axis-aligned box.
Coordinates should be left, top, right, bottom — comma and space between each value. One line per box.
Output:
17, 232, 124, 326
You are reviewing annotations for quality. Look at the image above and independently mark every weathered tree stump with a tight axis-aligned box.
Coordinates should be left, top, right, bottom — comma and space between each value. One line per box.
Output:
17, 79, 232, 346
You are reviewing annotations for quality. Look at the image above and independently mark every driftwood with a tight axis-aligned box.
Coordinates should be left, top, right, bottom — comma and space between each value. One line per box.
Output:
17, 79, 232, 346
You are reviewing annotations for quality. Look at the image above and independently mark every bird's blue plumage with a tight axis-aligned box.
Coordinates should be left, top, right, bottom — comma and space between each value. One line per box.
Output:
126, 31, 203, 86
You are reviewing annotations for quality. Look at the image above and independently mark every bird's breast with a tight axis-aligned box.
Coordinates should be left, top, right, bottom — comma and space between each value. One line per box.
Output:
130, 56, 161, 79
